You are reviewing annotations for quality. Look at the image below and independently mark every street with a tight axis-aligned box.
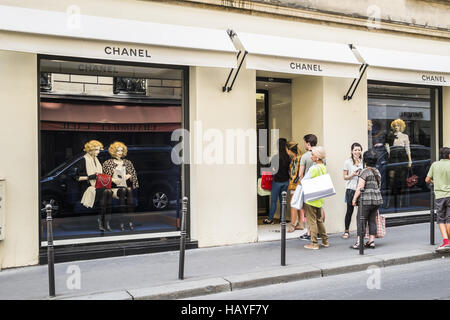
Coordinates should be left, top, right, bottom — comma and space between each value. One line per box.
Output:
188, 257, 450, 300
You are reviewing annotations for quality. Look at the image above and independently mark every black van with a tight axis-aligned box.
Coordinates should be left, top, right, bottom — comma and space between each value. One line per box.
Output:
40, 145, 181, 217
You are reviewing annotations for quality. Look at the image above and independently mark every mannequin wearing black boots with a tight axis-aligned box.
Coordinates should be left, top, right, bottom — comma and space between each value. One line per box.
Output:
102, 141, 139, 231
76, 140, 113, 232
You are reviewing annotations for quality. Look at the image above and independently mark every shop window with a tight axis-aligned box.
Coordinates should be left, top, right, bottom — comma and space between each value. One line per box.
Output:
368, 83, 434, 214
39, 58, 185, 242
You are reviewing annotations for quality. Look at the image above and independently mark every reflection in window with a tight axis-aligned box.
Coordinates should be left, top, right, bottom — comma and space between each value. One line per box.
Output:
39, 59, 184, 242
368, 83, 433, 214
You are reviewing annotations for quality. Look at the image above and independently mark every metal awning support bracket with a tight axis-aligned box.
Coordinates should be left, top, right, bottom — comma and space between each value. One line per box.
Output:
344, 44, 368, 101
223, 29, 248, 92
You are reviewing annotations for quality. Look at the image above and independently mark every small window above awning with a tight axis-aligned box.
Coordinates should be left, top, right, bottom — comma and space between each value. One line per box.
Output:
354, 46, 450, 86
232, 32, 361, 78
0, 5, 237, 68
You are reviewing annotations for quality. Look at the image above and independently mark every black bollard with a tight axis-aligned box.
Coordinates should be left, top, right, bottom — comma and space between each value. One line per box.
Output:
430, 184, 435, 245
359, 189, 365, 255
44, 203, 56, 297
178, 197, 188, 280
281, 191, 287, 266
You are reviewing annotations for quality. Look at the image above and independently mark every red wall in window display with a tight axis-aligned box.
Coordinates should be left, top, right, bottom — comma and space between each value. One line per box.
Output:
40, 102, 182, 132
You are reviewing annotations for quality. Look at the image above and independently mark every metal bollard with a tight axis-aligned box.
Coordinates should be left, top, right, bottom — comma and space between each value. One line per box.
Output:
178, 197, 188, 280
42, 202, 56, 297
430, 184, 435, 245
281, 191, 287, 266
359, 189, 365, 255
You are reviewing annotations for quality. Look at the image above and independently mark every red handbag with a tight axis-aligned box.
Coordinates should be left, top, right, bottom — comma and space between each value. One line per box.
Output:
406, 168, 418, 188
95, 173, 112, 189
261, 172, 273, 191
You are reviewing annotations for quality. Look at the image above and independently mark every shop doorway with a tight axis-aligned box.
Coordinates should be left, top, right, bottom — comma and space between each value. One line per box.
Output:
256, 76, 301, 240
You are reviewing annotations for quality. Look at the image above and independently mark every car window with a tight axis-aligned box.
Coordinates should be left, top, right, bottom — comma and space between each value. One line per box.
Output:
128, 151, 173, 171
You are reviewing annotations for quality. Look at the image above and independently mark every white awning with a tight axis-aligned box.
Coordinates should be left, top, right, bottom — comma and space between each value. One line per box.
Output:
233, 32, 361, 78
0, 5, 237, 68
355, 46, 450, 86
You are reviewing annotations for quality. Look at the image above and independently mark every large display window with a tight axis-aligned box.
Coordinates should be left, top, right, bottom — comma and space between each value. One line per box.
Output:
39, 58, 187, 242
368, 82, 439, 214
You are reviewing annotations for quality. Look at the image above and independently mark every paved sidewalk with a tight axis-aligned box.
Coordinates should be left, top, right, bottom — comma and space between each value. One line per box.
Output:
0, 223, 447, 300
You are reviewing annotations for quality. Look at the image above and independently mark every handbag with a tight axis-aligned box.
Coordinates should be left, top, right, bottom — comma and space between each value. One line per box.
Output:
95, 173, 112, 189
261, 171, 273, 191
257, 178, 271, 196
365, 211, 386, 238
406, 168, 418, 188
302, 171, 336, 202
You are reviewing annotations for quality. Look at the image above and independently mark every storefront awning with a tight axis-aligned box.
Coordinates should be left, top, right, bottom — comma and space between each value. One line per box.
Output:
0, 5, 237, 68
354, 46, 450, 86
232, 32, 361, 78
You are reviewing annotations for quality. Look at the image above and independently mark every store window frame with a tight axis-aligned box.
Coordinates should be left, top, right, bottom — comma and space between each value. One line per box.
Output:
36, 55, 191, 252
368, 80, 443, 220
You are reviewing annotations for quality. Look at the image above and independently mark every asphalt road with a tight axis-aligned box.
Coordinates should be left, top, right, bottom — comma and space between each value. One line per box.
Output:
188, 257, 450, 300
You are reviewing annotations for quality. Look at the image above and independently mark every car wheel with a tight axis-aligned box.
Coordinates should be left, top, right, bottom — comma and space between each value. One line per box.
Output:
150, 189, 169, 210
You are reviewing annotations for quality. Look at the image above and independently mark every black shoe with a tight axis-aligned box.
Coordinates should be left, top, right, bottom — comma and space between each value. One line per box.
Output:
263, 219, 274, 225
299, 234, 311, 241
98, 218, 105, 232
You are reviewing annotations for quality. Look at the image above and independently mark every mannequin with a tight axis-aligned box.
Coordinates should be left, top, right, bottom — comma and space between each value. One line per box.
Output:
384, 118, 412, 208
102, 142, 139, 231
76, 140, 113, 232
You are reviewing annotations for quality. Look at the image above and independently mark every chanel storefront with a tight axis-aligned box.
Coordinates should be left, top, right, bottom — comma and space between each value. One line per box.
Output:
0, 1, 449, 269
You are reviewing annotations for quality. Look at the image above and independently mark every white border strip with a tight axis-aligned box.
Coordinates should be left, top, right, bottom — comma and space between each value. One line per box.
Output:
41, 231, 181, 247
383, 210, 430, 218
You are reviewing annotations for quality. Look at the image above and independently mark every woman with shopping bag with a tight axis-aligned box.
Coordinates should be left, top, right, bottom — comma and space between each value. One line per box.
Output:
301, 146, 329, 250
351, 149, 384, 249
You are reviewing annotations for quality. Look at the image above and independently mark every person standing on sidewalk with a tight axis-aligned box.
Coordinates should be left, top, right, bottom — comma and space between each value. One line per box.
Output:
286, 141, 303, 232
298, 134, 326, 240
263, 138, 290, 224
425, 147, 450, 252
301, 146, 329, 250
351, 149, 383, 249
342, 143, 363, 239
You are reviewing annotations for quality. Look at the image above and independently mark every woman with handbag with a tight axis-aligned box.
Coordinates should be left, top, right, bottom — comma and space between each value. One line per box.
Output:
342, 143, 363, 239
286, 141, 304, 232
76, 140, 113, 232
351, 149, 384, 249
263, 138, 290, 225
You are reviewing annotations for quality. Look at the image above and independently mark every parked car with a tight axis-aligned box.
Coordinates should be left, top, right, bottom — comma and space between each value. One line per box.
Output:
40, 145, 181, 217
375, 144, 431, 192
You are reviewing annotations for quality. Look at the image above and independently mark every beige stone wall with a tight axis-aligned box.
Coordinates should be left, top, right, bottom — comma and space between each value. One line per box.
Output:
443, 87, 450, 148
0, 50, 38, 269
189, 66, 258, 247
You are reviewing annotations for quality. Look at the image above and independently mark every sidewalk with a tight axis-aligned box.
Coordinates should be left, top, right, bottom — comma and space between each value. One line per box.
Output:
0, 222, 447, 300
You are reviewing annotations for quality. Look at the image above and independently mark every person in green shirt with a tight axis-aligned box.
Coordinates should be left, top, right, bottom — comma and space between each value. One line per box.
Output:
426, 147, 450, 252
301, 146, 329, 250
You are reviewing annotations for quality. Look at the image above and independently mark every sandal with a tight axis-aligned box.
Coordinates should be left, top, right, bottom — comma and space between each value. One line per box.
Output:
342, 232, 350, 239
364, 241, 375, 249
288, 222, 299, 233
350, 243, 360, 250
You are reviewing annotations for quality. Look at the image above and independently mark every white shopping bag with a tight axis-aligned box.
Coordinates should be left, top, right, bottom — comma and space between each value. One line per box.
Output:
290, 184, 304, 209
302, 173, 336, 202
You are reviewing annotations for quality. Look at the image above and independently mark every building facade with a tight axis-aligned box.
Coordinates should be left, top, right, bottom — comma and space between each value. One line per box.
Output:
0, 0, 449, 269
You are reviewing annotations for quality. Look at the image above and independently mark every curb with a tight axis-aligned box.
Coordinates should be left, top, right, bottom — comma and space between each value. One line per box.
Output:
57, 249, 448, 300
